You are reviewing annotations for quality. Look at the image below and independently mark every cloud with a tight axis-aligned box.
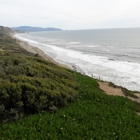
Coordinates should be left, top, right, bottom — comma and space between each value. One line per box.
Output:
0, 0, 140, 29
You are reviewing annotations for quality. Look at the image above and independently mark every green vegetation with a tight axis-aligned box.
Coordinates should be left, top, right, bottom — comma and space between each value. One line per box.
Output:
109, 82, 138, 98
0, 73, 140, 139
122, 88, 138, 98
0, 34, 31, 54
0, 29, 140, 139
0, 52, 78, 122
108, 82, 117, 88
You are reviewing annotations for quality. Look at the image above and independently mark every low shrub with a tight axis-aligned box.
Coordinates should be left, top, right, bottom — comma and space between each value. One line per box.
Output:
0, 51, 78, 122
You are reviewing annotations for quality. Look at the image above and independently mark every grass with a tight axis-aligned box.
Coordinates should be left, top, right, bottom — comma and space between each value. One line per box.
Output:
0, 73, 140, 139
109, 82, 139, 98
0, 30, 140, 139
122, 88, 139, 98
0, 34, 32, 54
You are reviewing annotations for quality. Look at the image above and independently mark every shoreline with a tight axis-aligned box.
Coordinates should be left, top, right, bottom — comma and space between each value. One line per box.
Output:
12, 34, 72, 70
13, 33, 140, 92
13, 33, 86, 74
12, 33, 140, 110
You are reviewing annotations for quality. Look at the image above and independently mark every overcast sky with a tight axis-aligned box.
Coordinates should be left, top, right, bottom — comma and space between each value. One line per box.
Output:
0, 0, 140, 30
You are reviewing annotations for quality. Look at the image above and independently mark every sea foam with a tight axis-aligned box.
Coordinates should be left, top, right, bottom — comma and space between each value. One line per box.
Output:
14, 31, 140, 91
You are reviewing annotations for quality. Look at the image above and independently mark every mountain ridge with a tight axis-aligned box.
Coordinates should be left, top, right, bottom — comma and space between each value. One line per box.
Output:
12, 26, 62, 32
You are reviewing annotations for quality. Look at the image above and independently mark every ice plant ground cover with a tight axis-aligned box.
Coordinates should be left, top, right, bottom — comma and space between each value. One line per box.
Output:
0, 29, 140, 139
0, 72, 140, 139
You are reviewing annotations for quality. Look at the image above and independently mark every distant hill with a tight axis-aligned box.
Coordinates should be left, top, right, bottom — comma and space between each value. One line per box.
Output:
0, 26, 14, 35
12, 26, 62, 32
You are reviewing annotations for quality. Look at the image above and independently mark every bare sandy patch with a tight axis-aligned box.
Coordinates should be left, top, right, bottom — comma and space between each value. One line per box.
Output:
127, 93, 140, 103
137, 112, 140, 116
98, 81, 140, 115
98, 81, 125, 97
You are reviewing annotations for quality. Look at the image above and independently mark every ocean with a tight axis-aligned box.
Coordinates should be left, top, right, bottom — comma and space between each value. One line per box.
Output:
15, 28, 140, 91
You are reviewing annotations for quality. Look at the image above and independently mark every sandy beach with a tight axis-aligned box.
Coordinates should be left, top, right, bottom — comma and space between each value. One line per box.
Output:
13, 34, 140, 113
13, 34, 87, 75
13, 34, 72, 70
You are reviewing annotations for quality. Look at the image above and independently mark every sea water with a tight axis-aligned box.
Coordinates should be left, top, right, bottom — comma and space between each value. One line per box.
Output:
14, 28, 140, 91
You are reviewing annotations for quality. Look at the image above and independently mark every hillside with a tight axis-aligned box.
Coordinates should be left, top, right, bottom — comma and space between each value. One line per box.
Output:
0, 26, 78, 123
0, 26, 14, 35
0, 26, 140, 139
12, 26, 62, 32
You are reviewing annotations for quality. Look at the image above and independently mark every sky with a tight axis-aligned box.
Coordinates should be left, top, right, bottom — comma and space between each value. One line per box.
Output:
0, 0, 140, 30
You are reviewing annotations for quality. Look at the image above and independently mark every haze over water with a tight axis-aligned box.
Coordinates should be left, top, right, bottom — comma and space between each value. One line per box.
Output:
15, 28, 140, 91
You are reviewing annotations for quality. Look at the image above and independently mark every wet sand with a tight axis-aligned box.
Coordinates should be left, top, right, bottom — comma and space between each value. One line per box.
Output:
13, 34, 86, 74
13, 34, 72, 69
13, 34, 140, 115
